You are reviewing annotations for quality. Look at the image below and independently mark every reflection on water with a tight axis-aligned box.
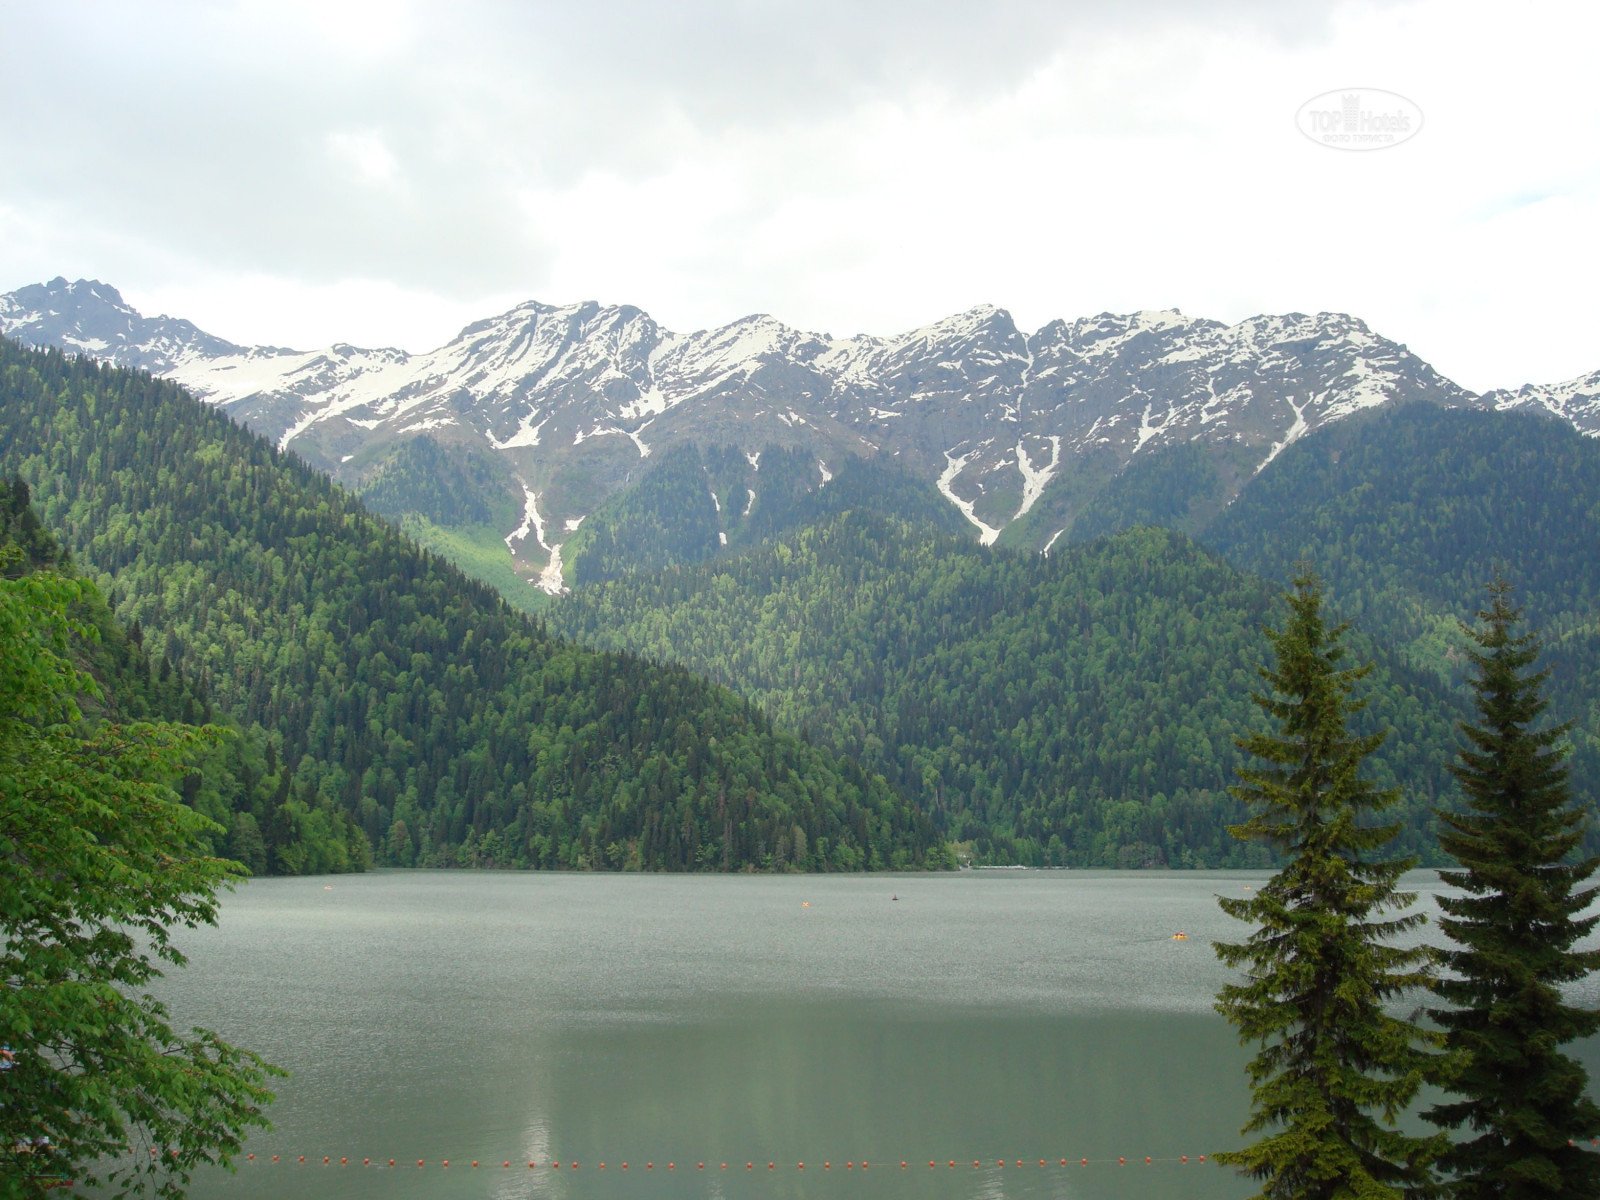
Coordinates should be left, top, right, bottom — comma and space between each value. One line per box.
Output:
150, 870, 1596, 1200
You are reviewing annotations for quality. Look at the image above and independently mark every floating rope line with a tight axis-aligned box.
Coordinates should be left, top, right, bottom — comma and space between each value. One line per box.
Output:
229, 1150, 1220, 1170
216, 1136, 1600, 1173
220, 1135, 1600, 1174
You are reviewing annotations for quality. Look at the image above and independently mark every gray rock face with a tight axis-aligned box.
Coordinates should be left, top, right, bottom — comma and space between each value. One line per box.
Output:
4, 277, 1592, 579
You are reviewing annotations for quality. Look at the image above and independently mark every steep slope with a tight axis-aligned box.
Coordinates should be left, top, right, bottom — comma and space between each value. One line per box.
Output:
551, 512, 1470, 868
7, 278, 1552, 592
0, 337, 942, 872
562, 445, 970, 586
0, 478, 365, 874
1487, 367, 1600, 431
1206, 405, 1600, 632
1204, 403, 1600, 795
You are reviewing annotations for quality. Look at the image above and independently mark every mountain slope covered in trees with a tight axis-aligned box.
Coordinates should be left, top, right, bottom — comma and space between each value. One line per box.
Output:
0, 337, 943, 872
0, 478, 368, 874
1202, 402, 1600, 792
551, 493, 1477, 866
563, 444, 971, 586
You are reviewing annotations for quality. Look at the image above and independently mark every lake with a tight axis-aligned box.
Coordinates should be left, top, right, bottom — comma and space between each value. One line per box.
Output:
156, 870, 1600, 1200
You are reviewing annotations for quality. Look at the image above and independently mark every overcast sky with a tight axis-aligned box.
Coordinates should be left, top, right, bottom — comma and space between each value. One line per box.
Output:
2, 0, 1595, 391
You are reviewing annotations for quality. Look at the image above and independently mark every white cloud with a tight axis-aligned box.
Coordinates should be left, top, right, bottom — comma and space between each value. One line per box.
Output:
1, 0, 1595, 390
325, 130, 403, 190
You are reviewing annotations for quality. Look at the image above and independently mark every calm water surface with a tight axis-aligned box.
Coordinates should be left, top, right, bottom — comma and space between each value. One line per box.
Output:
153, 870, 1600, 1200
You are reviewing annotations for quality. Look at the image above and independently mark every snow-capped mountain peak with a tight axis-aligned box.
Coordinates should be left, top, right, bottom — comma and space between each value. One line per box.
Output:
3, 277, 1593, 590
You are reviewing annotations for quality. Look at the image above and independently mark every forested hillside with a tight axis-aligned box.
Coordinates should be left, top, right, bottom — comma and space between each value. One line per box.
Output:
561, 444, 969, 587
552, 508, 1471, 867
1204, 404, 1600, 786
0, 338, 944, 872
1, 478, 368, 873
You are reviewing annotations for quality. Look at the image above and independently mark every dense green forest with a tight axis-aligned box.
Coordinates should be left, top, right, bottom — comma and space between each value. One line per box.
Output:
1, 478, 368, 874
551, 404, 1600, 866
354, 434, 510, 528
560, 443, 961, 587
13, 332, 1591, 874
0, 337, 944, 872
552, 498, 1474, 866
1202, 403, 1600, 788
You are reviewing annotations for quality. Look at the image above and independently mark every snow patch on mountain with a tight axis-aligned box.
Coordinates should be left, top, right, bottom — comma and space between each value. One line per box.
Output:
1487, 369, 1600, 436
939, 450, 1001, 545
1015, 436, 1061, 518
7, 277, 1596, 564
491, 413, 546, 450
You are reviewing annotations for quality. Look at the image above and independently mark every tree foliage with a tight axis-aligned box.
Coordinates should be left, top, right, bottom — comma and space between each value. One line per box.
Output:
0, 562, 280, 1198
557, 508, 1466, 867
0, 337, 940, 873
1425, 580, 1600, 1197
1203, 403, 1600, 803
1214, 574, 1442, 1199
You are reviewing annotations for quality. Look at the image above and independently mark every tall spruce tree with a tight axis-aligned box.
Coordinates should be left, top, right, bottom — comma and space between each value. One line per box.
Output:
1215, 572, 1443, 1199
1425, 580, 1600, 1197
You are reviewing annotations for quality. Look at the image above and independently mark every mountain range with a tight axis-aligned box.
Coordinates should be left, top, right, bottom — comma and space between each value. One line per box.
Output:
6, 281, 1599, 870
5, 277, 1596, 596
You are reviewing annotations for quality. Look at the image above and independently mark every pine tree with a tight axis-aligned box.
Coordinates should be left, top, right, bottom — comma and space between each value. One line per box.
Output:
1425, 579, 1600, 1197
1215, 572, 1442, 1199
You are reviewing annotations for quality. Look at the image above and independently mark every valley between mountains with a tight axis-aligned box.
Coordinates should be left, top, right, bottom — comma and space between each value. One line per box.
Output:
3, 279, 1597, 871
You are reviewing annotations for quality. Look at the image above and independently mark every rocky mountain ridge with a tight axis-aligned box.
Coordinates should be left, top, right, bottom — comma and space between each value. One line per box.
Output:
5, 277, 1593, 591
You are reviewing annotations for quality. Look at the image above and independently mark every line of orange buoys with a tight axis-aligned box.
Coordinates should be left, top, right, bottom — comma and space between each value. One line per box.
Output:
229, 1135, 1600, 1171
234, 1152, 1222, 1169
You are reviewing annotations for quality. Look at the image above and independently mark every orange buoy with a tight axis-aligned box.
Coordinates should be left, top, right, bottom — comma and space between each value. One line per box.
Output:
1145, 1156, 1153, 1164
246, 1154, 255, 1161
1118, 1157, 1126, 1165
471, 1161, 478, 1168
502, 1161, 510, 1168
441, 1160, 449, 1168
